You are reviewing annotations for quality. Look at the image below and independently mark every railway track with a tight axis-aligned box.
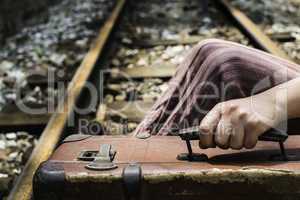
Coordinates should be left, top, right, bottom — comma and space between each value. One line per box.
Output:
229, 0, 300, 64
7, 0, 296, 199
0, 0, 115, 133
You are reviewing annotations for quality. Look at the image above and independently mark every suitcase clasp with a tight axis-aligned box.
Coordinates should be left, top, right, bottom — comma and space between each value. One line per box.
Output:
79, 144, 118, 170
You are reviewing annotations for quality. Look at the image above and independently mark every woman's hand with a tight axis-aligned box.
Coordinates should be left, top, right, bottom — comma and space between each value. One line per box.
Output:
199, 91, 285, 149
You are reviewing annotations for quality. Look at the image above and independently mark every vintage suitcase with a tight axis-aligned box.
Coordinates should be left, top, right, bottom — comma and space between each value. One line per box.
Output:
33, 134, 300, 200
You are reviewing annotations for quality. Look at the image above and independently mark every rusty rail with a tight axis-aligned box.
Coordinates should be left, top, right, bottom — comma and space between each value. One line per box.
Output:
7, 0, 126, 199
219, 0, 293, 61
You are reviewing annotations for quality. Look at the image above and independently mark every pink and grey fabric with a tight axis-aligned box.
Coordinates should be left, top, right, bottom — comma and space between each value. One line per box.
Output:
135, 39, 300, 136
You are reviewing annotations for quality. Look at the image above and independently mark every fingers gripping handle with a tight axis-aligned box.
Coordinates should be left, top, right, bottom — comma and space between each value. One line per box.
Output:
258, 128, 288, 142
177, 127, 289, 161
178, 127, 288, 143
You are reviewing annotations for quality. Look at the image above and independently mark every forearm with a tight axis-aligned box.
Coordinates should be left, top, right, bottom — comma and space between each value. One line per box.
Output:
257, 76, 300, 119
282, 77, 300, 118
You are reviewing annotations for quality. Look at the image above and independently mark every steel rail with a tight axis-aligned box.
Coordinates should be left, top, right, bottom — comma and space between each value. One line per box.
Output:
7, 0, 126, 199
219, 0, 293, 61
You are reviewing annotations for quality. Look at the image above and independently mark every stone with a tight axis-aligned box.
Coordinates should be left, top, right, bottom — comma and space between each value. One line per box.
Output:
8, 152, 18, 162
159, 83, 169, 93
136, 131, 151, 139
0, 61, 14, 71
6, 70, 26, 86
0, 149, 7, 161
161, 53, 170, 60
203, 17, 212, 24
6, 133, 17, 140
112, 59, 121, 66
16, 140, 26, 149
0, 141, 6, 150
104, 94, 114, 104
107, 84, 121, 92
12, 168, 21, 175
115, 92, 126, 101
125, 49, 139, 57
49, 53, 67, 66
6, 140, 17, 149
3, 92, 17, 102
128, 122, 138, 131
136, 58, 148, 66
127, 64, 134, 68
2, 76, 16, 87
122, 37, 132, 44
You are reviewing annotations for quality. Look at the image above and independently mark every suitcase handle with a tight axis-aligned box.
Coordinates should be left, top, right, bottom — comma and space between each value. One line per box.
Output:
176, 127, 289, 161
177, 127, 288, 142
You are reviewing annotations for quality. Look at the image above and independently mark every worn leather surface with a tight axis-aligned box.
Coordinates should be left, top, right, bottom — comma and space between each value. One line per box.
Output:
42, 135, 300, 199
51, 135, 300, 170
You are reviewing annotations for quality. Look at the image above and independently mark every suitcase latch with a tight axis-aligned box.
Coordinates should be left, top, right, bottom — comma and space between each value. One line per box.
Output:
79, 144, 118, 170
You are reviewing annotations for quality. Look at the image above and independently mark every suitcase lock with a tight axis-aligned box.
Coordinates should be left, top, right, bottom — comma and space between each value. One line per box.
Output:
79, 144, 117, 170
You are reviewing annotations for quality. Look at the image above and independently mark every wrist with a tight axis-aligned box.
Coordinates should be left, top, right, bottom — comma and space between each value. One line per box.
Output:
253, 87, 286, 125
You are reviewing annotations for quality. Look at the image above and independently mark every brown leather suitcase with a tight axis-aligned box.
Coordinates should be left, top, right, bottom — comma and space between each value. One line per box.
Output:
33, 134, 300, 200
